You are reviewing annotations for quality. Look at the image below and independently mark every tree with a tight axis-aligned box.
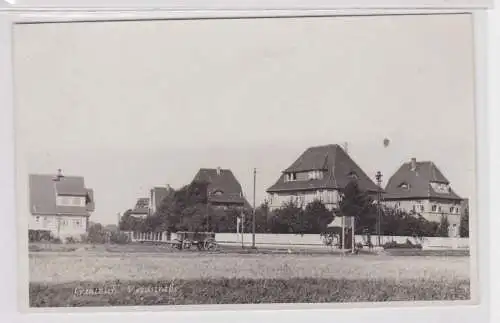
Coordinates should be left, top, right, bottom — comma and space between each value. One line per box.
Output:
86, 222, 108, 244
271, 200, 303, 233
460, 206, 469, 238
438, 214, 450, 237
338, 180, 377, 234
302, 200, 335, 234
119, 209, 146, 232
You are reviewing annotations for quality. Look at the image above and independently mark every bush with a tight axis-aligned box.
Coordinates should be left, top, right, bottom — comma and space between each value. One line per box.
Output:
65, 236, 77, 244
383, 240, 423, 250
52, 237, 62, 244
110, 231, 130, 244
28, 230, 53, 242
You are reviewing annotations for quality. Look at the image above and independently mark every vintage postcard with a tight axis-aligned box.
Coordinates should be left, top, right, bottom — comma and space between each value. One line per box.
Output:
13, 13, 478, 309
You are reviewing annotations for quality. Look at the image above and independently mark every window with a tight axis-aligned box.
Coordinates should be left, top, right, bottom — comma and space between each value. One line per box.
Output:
347, 171, 358, 180
432, 205, 437, 212
57, 195, 85, 207
420, 205, 425, 212
430, 182, 451, 194
438, 206, 442, 212
399, 182, 410, 190
35, 216, 40, 222
213, 190, 223, 196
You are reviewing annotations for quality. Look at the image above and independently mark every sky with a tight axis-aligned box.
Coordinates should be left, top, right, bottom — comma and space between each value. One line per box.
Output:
13, 14, 476, 225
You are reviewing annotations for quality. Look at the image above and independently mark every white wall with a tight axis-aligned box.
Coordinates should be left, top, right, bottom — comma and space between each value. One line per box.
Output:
215, 233, 469, 250
29, 214, 88, 240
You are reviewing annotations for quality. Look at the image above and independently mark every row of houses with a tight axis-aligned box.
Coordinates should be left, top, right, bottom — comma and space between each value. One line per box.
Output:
28, 144, 468, 240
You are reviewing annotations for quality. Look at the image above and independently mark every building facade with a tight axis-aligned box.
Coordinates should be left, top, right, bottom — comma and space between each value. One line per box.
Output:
266, 144, 380, 210
383, 158, 463, 237
29, 169, 95, 240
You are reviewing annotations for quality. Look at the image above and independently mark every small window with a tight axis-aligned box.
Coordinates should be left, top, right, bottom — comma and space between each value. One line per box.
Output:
35, 216, 40, 222
399, 182, 410, 190
431, 205, 437, 212
420, 205, 425, 212
347, 171, 358, 180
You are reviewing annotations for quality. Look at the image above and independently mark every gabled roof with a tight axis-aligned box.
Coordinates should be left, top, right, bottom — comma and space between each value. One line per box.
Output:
267, 144, 380, 193
130, 197, 150, 215
192, 168, 249, 206
29, 173, 94, 217
384, 160, 462, 200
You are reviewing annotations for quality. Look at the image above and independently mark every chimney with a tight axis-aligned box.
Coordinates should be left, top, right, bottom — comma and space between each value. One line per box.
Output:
53, 168, 64, 181
216, 167, 222, 176
410, 158, 417, 171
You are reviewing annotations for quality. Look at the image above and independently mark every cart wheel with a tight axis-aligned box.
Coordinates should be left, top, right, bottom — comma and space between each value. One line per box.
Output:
206, 241, 217, 251
183, 241, 192, 250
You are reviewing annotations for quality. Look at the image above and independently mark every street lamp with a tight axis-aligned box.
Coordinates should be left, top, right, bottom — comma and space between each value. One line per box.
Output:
375, 171, 383, 246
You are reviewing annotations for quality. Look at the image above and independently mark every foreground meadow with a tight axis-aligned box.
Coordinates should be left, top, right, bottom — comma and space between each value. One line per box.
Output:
29, 248, 471, 307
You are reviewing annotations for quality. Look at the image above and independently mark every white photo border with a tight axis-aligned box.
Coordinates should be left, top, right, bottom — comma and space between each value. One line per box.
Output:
0, 3, 493, 323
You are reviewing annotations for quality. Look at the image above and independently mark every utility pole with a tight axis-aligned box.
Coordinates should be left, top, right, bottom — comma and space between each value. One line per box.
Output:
252, 168, 256, 249
241, 212, 245, 248
351, 216, 356, 254
375, 171, 383, 246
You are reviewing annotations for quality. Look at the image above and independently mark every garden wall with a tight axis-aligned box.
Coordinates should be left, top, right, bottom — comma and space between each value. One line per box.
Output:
215, 233, 469, 250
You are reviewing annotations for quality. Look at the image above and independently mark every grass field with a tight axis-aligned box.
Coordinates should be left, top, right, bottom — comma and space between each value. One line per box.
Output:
28, 244, 471, 307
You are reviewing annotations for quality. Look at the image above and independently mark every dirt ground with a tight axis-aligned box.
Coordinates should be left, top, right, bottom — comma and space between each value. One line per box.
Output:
29, 244, 470, 284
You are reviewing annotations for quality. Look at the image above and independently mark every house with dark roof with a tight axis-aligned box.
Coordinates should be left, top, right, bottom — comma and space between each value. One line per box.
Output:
129, 197, 152, 218
192, 167, 249, 209
266, 144, 379, 210
128, 185, 174, 218
383, 158, 463, 237
29, 169, 95, 240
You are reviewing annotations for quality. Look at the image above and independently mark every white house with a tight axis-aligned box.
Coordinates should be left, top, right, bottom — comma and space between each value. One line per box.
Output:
29, 169, 95, 241
383, 158, 464, 237
266, 144, 380, 210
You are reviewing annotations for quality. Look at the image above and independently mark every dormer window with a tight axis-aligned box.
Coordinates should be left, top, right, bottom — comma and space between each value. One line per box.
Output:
284, 173, 297, 182
213, 190, 223, 196
430, 182, 451, 194
347, 171, 358, 180
308, 170, 324, 180
399, 182, 410, 190
56, 196, 86, 207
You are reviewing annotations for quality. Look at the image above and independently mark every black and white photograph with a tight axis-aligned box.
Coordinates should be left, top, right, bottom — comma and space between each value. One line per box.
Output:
12, 12, 478, 309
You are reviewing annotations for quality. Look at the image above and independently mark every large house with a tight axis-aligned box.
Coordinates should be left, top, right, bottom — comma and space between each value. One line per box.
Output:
383, 158, 463, 237
129, 185, 174, 218
192, 167, 250, 209
29, 169, 95, 240
266, 144, 380, 210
